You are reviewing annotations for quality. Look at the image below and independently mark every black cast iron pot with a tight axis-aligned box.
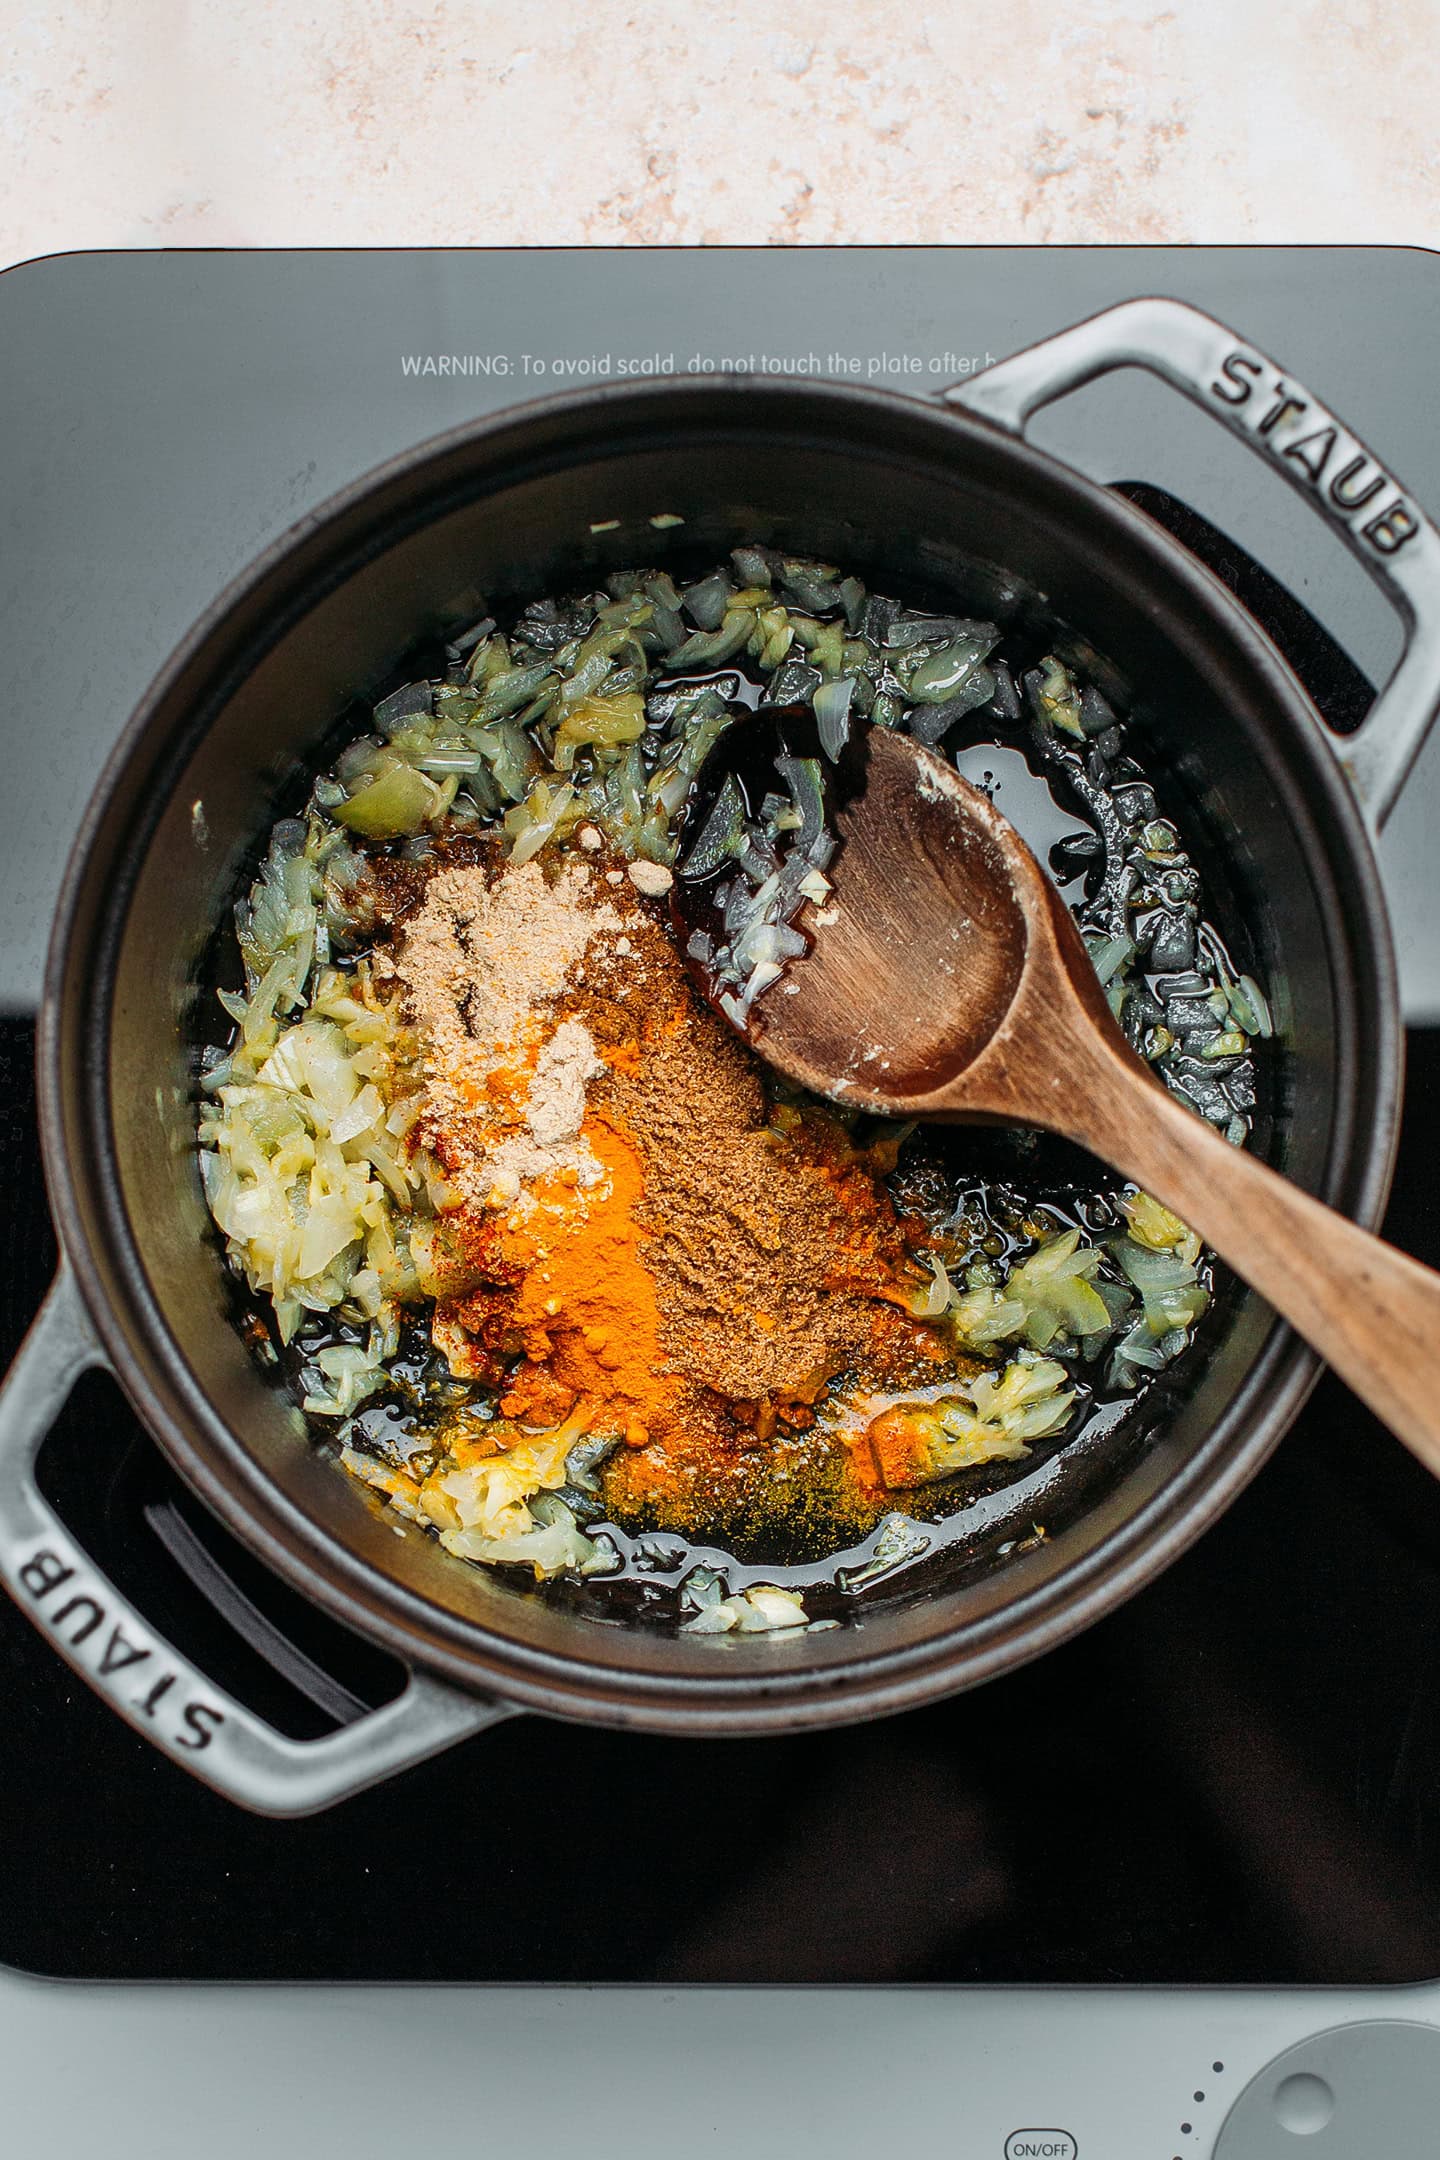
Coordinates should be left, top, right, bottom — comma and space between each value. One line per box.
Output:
3, 298, 1439, 1816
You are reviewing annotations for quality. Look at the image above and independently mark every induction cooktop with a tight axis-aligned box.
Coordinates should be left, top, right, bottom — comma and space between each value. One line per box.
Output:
4, 247, 1440, 2160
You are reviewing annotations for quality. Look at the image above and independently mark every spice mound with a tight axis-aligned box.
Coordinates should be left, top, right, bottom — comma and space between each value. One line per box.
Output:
389, 850, 962, 1561
198, 547, 1248, 1631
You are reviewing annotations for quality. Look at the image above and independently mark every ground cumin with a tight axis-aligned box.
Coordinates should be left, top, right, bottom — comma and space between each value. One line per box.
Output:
584, 914, 933, 1398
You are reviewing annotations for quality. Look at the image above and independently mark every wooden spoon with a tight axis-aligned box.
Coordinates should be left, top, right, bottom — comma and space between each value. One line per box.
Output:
685, 722, 1440, 1481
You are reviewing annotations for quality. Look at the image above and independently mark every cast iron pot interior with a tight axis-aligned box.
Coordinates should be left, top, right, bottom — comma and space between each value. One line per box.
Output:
41, 381, 1399, 1732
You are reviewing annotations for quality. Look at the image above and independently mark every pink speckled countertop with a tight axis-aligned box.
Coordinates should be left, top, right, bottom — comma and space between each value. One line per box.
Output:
3, 0, 1437, 263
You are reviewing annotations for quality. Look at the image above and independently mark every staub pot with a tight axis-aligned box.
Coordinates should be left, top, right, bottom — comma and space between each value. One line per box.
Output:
3, 299, 1438, 1816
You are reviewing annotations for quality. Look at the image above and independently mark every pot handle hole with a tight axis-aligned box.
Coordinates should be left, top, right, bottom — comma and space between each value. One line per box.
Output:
945, 296, 1440, 830
0, 1268, 512, 1818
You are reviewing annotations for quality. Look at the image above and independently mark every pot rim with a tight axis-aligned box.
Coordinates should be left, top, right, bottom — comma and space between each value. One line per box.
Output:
36, 375, 1404, 1732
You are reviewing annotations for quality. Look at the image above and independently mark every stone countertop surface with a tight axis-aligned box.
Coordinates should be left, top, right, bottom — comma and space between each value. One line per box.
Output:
3, 0, 1438, 261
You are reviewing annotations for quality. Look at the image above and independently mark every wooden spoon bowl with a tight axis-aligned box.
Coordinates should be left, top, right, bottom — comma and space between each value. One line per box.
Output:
745, 726, 1112, 1118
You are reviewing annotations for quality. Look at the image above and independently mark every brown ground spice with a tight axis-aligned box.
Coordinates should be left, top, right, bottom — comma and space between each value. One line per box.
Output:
590, 919, 931, 1396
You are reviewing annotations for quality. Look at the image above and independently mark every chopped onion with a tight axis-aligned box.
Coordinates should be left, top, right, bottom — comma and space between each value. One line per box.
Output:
812, 677, 855, 760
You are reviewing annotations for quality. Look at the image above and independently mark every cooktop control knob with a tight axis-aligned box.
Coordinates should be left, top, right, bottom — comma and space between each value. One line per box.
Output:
1213, 2020, 1440, 2156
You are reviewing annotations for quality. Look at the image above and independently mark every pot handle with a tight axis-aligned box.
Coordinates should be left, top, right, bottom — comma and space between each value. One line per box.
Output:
0, 1268, 512, 1817
944, 296, 1440, 829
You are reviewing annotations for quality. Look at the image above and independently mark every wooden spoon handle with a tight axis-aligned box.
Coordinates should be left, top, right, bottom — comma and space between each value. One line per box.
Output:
1075, 1048, 1440, 1479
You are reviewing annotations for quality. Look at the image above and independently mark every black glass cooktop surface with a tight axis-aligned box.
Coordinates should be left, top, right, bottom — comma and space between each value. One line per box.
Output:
3, 472, 1440, 1985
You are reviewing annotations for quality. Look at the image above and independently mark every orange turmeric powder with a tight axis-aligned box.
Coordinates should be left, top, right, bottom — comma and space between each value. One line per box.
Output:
497, 1113, 679, 1444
